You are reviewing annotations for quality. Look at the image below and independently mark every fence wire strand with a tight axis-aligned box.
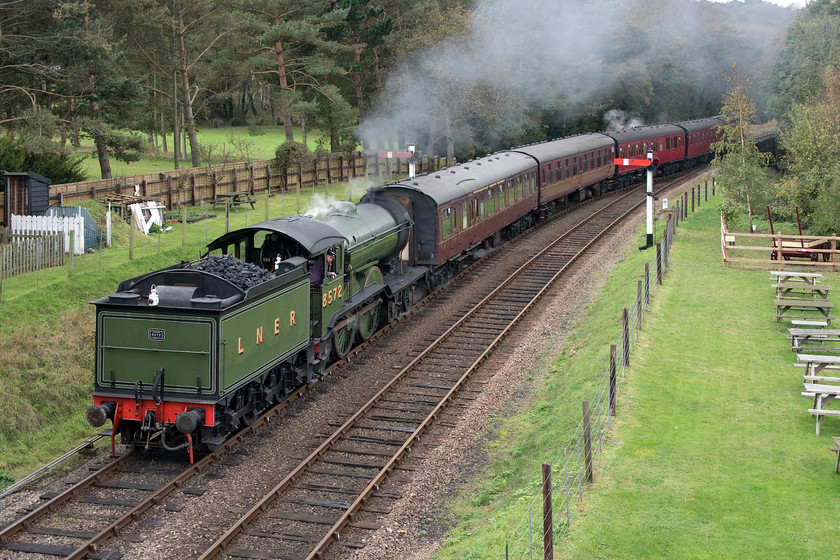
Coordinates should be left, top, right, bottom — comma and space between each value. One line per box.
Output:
495, 203, 681, 560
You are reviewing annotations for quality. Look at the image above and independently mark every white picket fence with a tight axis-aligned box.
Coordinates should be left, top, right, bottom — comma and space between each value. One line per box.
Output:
11, 214, 85, 255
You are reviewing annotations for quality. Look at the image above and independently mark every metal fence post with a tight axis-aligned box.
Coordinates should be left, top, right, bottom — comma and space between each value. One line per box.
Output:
563, 448, 570, 527
542, 463, 553, 560
582, 401, 593, 483
609, 345, 617, 416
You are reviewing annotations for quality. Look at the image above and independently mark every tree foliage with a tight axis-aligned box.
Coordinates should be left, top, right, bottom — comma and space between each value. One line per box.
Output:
777, 67, 840, 234
712, 71, 772, 231
0, 136, 86, 185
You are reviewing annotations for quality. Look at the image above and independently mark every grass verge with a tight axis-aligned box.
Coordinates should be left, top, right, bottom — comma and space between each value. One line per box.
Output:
433, 202, 840, 558
0, 181, 367, 485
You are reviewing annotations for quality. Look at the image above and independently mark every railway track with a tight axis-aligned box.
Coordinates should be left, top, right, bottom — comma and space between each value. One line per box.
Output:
0, 391, 306, 560
0, 170, 700, 559
194, 182, 659, 560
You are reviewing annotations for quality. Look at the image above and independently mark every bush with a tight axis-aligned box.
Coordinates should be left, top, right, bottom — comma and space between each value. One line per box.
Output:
0, 135, 86, 184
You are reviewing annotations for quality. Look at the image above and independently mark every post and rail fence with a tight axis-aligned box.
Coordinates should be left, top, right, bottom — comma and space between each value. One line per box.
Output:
721, 216, 840, 271
48, 152, 452, 211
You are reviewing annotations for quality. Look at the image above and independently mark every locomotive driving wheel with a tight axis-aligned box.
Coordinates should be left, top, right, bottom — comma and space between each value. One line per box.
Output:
358, 303, 380, 341
332, 321, 357, 358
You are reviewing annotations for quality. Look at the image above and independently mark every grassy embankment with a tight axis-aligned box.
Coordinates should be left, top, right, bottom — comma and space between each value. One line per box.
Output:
433, 202, 840, 558
76, 125, 319, 180
0, 180, 367, 488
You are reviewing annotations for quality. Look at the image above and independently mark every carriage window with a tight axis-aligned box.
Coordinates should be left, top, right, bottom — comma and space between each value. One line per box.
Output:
441, 207, 454, 239
462, 201, 468, 229
517, 177, 523, 199
487, 188, 495, 215
573, 161, 578, 175
666, 138, 671, 150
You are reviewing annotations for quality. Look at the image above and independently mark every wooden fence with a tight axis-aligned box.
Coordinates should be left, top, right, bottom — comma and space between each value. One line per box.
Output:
11, 214, 85, 255
0, 233, 65, 280
721, 216, 840, 271
51, 152, 453, 209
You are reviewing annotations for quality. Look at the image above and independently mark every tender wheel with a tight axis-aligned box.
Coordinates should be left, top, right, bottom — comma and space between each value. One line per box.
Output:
402, 288, 413, 312
332, 323, 356, 358
358, 304, 380, 341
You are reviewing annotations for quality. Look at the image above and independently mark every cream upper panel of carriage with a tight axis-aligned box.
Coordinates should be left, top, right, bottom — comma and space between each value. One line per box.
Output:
387, 151, 536, 207
513, 133, 615, 163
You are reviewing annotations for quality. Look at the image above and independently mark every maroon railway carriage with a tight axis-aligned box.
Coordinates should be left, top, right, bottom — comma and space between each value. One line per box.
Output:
367, 152, 538, 284
512, 133, 615, 211
605, 123, 687, 180
674, 116, 725, 167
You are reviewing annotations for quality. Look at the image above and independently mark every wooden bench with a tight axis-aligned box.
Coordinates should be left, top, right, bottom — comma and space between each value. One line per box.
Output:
803, 382, 840, 434
212, 192, 256, 212
776, 298, 833, 326
773, 281, 832, 299
791, 319, 829, 328
831, 437, 840, 473
790, 328, 840, 353
770, 270, 823, 285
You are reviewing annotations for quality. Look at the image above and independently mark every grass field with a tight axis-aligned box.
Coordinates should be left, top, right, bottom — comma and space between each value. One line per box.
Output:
432, 202, 840, 559
77, 125, 327, 180
0, 182, 367, 484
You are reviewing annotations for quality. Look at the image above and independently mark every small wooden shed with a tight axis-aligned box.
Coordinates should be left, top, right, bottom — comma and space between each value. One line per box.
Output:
2, 171, 52, 227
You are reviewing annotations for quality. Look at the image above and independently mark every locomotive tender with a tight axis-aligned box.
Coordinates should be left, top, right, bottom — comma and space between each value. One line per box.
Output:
87, 116, 723, 459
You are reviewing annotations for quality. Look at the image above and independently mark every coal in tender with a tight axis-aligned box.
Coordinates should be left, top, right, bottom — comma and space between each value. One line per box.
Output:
195, 254, 276, 290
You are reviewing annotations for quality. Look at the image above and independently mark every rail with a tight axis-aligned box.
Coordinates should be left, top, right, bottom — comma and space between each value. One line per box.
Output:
497, 196, 685, 560
195, 185, 655, 560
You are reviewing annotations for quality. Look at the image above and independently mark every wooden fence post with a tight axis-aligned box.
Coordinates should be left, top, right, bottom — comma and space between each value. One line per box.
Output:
644, 262, 650, 304
622, 308, 630, 367
609, 345, 617, 416
691, 187, 695, 213
656, 242, 662, 284
582, 401, 593, 483
636, 280, 643, 328
68, 231, 74, 278
542, 463, 553, 560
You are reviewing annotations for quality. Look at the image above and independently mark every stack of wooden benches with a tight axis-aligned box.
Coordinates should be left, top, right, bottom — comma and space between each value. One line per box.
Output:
774, 271, 840, 470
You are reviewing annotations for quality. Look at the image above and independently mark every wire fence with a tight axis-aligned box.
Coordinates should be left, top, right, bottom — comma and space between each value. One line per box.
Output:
496, 192, 686, 560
